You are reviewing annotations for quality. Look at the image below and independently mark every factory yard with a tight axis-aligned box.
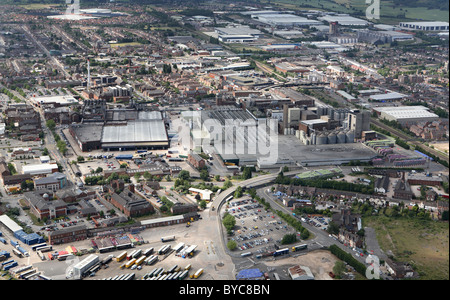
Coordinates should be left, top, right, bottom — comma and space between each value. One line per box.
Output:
264, 250, 338, 280
22, 207, 235, 280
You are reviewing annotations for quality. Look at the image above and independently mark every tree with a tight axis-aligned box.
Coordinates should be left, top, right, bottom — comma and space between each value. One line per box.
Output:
223, 179, 233, 190
200, 169, 209, 181
222, 213, 236, 234
234, 186, 243, 199
77, 156, 85, 163
281, 233, 297, 245
46, 119, 56, 131
227, 240, 237, 250
199, 200, 207, 209
332, 261, 346, 278
327, 221, 340, 235
163, 64, 172, 74
178, 170, 190, 181
241, 167, 252, 180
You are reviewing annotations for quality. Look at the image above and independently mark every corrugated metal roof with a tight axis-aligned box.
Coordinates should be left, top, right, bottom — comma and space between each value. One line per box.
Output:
0, 215, 23, 233
102, 120, 168, 144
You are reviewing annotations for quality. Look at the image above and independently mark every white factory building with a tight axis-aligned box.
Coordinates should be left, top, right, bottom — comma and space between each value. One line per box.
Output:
399, 21, 449, 31
255, 13, 322, 27
374, 106, 440, 126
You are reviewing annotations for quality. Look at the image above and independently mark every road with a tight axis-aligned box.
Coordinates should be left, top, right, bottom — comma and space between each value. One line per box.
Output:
209, 170, 385, 278
0, 82, 77, 184
21, 25, 70, 78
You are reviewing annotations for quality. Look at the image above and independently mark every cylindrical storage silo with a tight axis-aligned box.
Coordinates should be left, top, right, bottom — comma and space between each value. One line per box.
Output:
337, 130, 346, 144
316, 106, 323, 116
316, 133, 327, 145
346, 130, 355, 143
327, 107, 334, 118
311, 132, 317, 145
328, 131, 337, 144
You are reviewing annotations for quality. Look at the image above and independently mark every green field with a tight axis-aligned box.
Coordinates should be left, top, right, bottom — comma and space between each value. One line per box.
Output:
364, 216, 449, 280
18, 3, 60, 9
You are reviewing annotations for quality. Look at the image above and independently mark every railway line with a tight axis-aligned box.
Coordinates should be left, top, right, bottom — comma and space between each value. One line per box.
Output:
371, 118, 449, 164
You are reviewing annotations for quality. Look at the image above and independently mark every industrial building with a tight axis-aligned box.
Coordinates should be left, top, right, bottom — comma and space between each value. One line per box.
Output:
101, 119, 168, 151
255, 14, 322, 27
261, 44, 302, 52
214, 25, 264, 43
369, 91, 408, 102
357, 30, 414, 44
288, 265, 315, 280
0, 215, 45, 246
348, 109, 371, 140
22, 163, 59, 176
373, 106, 440, 126
69, 124, 103, 152
399, 21, 449, 31
69, 101, 169, 152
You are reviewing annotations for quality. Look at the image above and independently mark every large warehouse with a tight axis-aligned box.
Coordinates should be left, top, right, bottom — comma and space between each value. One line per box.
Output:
399, 21, 449, 31
101, 119, 169, 151
255, 14, 322, 27
374, 106, 440, 126
69, 110, 169, 152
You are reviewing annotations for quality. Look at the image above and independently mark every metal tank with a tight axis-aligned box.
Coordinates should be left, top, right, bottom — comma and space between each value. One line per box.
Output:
310, 132, 317, 145
346, 130, 355, 143
327, 131, 337, 144
316, 133, 327, 145
337, 130, 346, 144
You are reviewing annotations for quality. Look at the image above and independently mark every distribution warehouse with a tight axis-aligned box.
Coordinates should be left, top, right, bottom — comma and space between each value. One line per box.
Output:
373, 106, 440, 126
69, 108, 169, 152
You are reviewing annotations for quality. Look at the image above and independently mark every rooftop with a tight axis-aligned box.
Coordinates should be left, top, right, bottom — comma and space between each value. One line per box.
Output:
101, 120, 168, 144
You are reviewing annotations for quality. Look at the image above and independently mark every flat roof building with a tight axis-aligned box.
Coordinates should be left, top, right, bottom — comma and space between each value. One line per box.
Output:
399, 21, 449, 31
374, 106, 440, 126
30, 95, 79, 107
22, 163, 59, 176
369, 92, 408, 102
101, 119, 168, 151
256, 14, 322, 27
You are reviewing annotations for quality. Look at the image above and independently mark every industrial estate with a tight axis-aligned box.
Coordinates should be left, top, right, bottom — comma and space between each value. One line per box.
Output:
0, 0, 448, 284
